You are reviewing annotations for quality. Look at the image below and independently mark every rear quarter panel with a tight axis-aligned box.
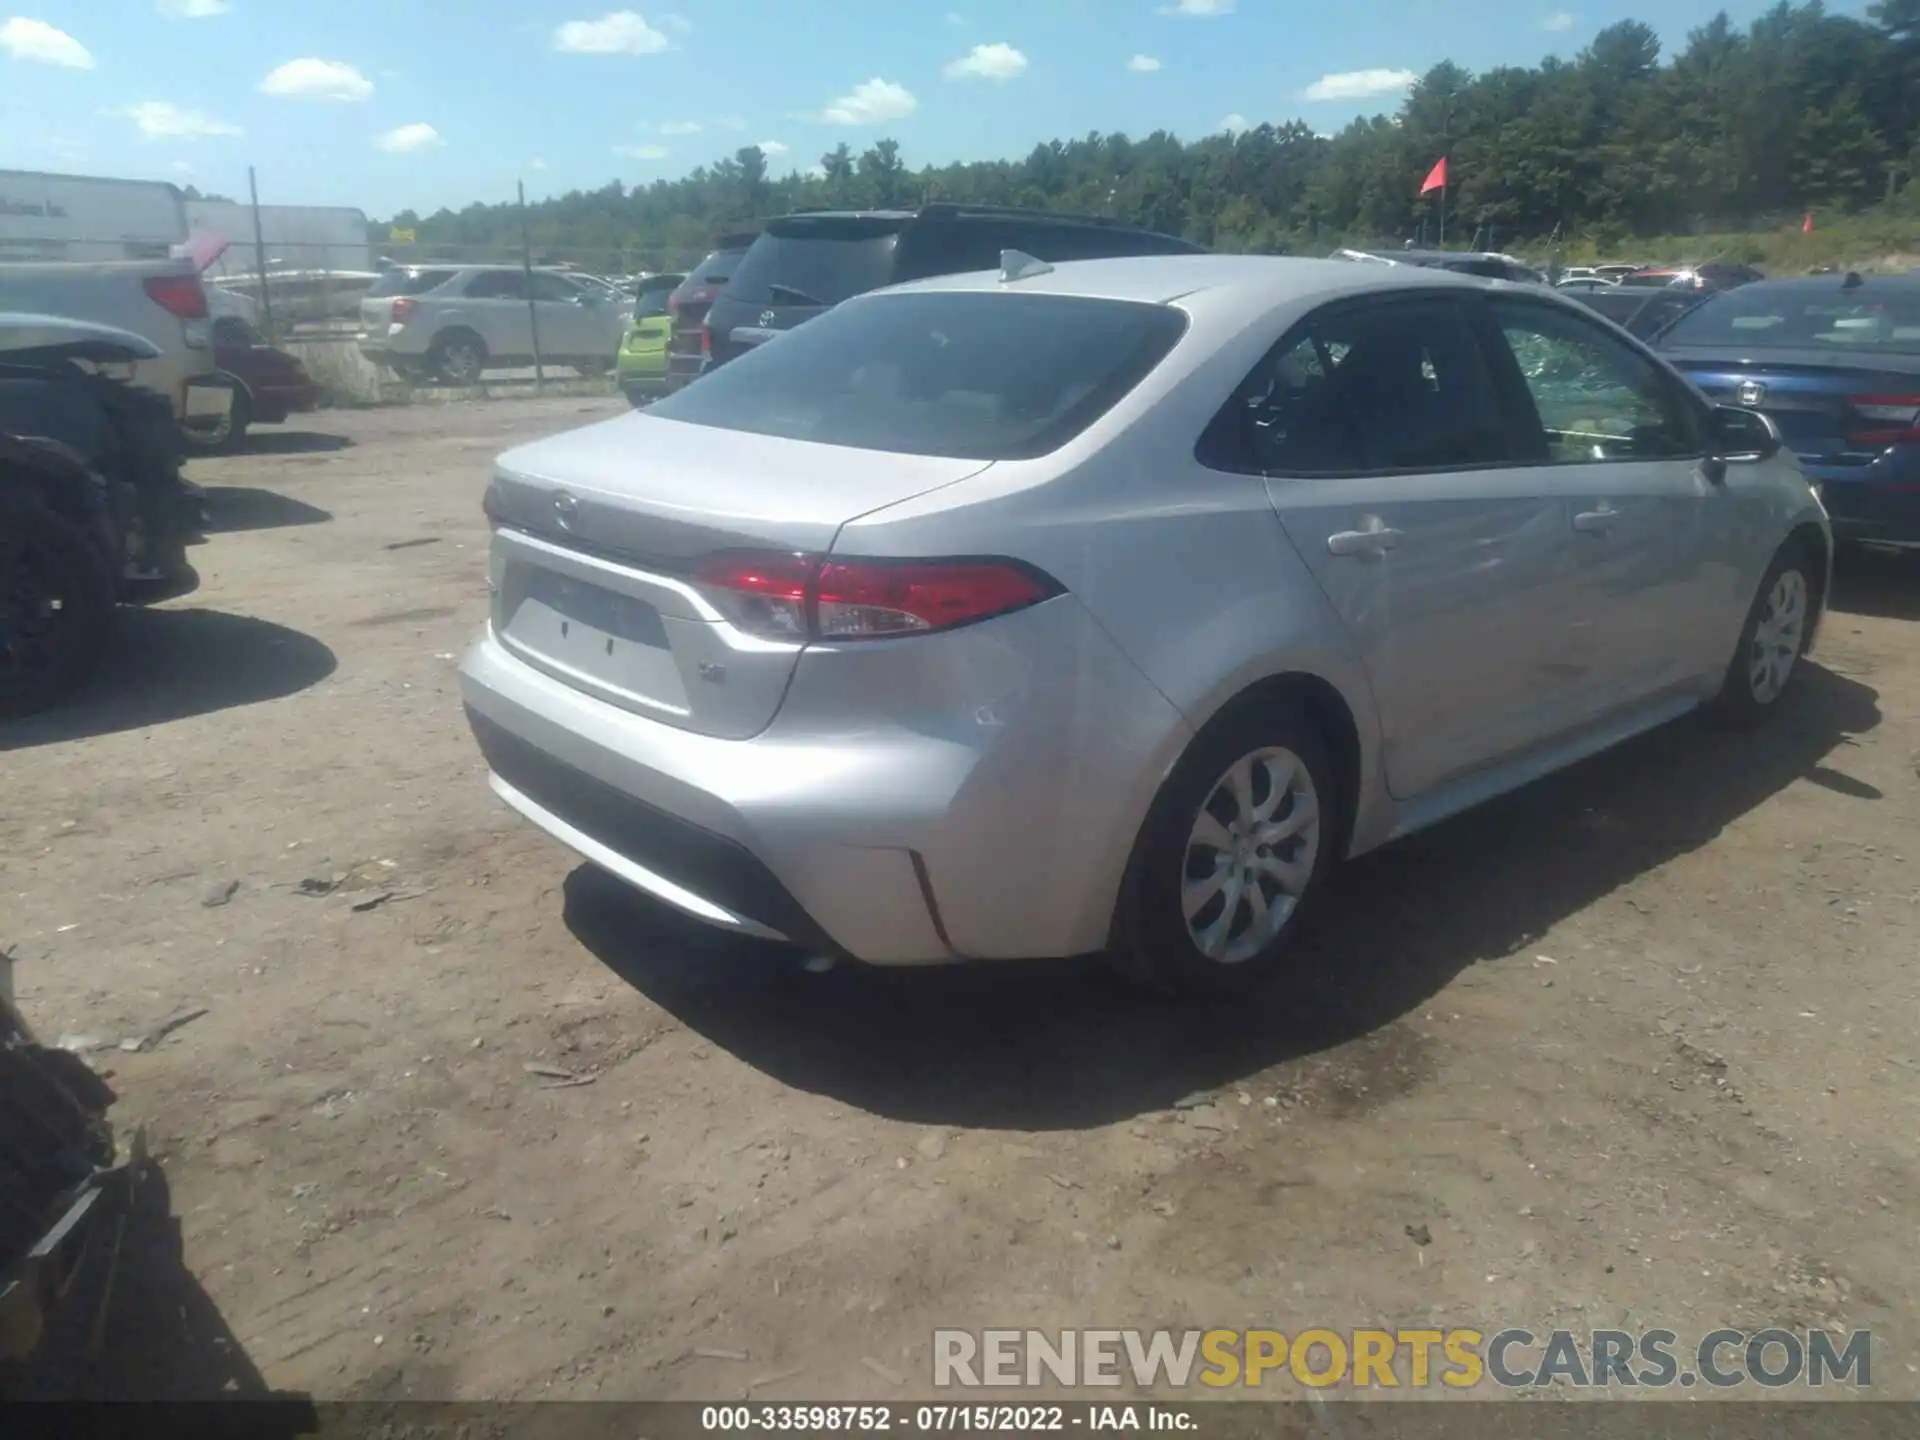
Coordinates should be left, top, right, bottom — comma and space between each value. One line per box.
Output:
832, 286, 1390, 857
0, 259, 210, 417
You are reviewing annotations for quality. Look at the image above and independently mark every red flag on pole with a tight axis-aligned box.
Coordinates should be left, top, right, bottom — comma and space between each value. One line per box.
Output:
1802, 211, 1814, 234
1420, 157, 1448, 196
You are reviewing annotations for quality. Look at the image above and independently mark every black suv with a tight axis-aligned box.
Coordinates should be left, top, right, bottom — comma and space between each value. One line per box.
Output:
700, 204, 1205, 372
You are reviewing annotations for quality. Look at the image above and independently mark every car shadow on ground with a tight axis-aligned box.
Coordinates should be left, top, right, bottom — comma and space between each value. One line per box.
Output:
198, 485, 333, 534
79, 1150, 315, 1416
229, 429, 355, 456
1830, 545, 1920, 622
566, 662, 1881, 1131
0, 609, 336, 752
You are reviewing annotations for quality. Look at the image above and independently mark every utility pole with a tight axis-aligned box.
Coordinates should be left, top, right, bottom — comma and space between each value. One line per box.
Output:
247, 166, 275, 345
517, 180, 544, 395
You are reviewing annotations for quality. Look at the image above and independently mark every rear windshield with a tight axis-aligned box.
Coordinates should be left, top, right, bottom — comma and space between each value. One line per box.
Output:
367, 267, 454, 298
673, 248, 745, 296
724, 220, 904, 308
1663, 285, 1920, 353
645, 291, 1188, 460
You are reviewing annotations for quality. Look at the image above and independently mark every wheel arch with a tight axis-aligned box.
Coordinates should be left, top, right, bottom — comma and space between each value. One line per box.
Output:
1784, 519, 1831, 649
1107, 662, 1376, 953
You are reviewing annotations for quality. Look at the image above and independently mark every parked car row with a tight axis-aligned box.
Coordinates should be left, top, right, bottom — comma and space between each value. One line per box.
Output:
463, 247, 1838, 996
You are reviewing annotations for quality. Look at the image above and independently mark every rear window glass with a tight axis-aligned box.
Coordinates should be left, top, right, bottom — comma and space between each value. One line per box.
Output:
673, 248, 745, 297
1663, 285, 1920, 353
367, 268, 453, 298
725, 221, 904, 308
645, 292, 1187, 460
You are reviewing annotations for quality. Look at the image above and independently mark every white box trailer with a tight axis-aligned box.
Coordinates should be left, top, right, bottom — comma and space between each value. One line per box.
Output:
0, 169, 188, 262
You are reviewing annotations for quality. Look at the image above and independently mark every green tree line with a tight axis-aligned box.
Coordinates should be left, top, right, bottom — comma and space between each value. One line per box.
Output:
382, 1, 1920, 267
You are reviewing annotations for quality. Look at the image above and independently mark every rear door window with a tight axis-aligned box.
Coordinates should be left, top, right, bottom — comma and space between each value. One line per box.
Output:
725, 220, 904, 307
645, 291, 1187, 459
1200, 295, 1515, 475
464, 271, 527, 300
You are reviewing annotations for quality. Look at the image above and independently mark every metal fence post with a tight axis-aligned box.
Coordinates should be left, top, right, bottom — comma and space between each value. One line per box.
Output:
248, 166, 276, 345
518, 180, 544, 395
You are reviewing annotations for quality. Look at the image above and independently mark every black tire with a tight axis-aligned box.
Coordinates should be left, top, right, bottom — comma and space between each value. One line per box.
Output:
1112, 703, 1340, 996
0, 493, 115, 720
1708, 539, 1817, 729
184, 382, 249, 453
428, 330, 488, 386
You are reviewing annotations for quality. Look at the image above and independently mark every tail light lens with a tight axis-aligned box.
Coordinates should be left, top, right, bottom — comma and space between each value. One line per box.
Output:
693, 552, 1060, 642
482, 481, 506, 526
143, 274, 208, 320
700, 319, 712, 359
1846, 394, 1920, 447
391, 296, 419, 324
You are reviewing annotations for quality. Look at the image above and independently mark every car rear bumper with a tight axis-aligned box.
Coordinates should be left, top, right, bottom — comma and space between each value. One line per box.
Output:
459, 598, 1187, 965
253, 382, 322, 422
1805, 456, 1920, 545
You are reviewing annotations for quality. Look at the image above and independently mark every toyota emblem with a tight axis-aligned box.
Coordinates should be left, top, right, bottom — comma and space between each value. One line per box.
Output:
1736, 381, 1766, 407
552, 491, 579, 530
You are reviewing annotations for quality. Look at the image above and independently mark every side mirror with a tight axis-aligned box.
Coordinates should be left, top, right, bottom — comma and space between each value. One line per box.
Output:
1709, 403, 1781, 461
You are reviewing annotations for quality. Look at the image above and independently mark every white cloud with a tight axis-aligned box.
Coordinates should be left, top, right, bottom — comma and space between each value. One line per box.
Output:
169, 160, 194, 173
1542, 11, 1575, 30
553, 11, 668, 55
120, 101, 242, 139
653, 119, 702, 135
1159, 0, 1234, 14
1, 18, 95, 68
943, 42, 1027, 81
757, 139, 789, 156
1127, 54, 1161, 72
945, 10, 965, 23
716, 114, 748, 131
1219, 113, 1249, 133
529, 157, 548, 171
817, 77, 917, 125
157, 0, 230, 17
375, 123, 442, 152
660, 11, 692, 32
805, 163, 827, 180
259, 57, 374, 101
1301, 67, 1417, 101
615, 143, 670, 160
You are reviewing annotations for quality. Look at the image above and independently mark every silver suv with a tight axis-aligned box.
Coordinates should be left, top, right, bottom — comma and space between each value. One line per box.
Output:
358, 264, 631, 384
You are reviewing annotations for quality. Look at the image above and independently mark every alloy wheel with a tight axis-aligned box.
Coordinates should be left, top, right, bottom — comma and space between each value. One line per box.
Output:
1748, 567, 1807, 705
1180, 746, 1322, 965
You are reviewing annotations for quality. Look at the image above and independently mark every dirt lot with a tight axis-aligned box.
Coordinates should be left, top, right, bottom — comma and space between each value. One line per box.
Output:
3, 397, 1918, 1403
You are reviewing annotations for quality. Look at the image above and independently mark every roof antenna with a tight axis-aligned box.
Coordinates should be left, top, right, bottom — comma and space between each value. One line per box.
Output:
1000, 249, 1054, 283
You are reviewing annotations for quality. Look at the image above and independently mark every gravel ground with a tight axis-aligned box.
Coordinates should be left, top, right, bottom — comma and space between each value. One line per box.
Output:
2, 396, 1916, 1404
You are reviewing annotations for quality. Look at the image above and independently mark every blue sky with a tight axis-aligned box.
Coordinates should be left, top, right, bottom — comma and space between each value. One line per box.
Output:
0, 0, 1877, 220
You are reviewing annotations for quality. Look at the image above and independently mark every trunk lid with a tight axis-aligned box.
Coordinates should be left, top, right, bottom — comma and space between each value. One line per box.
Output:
486, 414, 992, 739
1665, 347, 1920, 468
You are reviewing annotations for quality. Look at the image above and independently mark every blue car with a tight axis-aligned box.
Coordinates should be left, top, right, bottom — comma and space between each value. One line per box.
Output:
1654, 272, 1920, 548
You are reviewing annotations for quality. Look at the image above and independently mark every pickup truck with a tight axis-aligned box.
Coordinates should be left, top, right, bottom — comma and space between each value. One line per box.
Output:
0, 252, 233, 438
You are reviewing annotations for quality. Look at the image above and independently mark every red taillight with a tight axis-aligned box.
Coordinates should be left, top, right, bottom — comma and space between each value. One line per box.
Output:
700, 319, 712, 358
1846, 393, 1920, 447
391, 296, 419, 324
693, 552, 1058, 641
142, 274, 208, 320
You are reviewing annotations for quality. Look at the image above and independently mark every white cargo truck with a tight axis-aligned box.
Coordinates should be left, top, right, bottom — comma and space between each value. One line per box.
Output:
0, 169, 188, 263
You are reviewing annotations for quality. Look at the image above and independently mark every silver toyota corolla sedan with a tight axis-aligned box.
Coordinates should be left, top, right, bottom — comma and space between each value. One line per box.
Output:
460, 254, 1830, 994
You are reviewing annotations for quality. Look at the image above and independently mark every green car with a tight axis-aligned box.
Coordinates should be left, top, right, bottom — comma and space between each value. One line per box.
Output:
615, 273, 685, 405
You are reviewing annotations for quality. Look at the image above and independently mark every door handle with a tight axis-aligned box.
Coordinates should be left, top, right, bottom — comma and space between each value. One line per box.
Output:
1573, 505, 1618, 535
1327, 521, 1403, 557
